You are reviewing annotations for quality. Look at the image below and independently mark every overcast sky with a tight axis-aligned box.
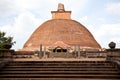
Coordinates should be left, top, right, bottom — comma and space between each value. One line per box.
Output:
0, 0, 120, 50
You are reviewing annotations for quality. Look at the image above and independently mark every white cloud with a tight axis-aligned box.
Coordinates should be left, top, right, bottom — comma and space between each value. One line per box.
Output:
92, 23, 120, 48
1, 11, 43, 50
0, 0, 21, 17
69, 14, 120, 48
96, 23, 120, 36
106, 2, 120, 15
97, 18, 105, 23
0, 0, 88, 18
0, 0, 56, 17
80, 16, 88, 22
77, 17, 120, 49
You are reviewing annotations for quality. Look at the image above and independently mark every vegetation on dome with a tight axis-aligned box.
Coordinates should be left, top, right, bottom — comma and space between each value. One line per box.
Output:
0, 31, 16, 50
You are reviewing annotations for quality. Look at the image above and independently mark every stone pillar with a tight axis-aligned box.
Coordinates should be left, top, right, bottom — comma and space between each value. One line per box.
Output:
39, 44, 42, 58
83, 49, 86, 58
66, 47, 68, 58
78, 45, 80, 58
51, 47, 54, 58
44, 46, 46, 58
74, 46, 77, 58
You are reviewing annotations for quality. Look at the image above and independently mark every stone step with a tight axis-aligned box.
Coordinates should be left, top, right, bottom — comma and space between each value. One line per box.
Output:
9, 61, 111, 63
0, 71, 119, 75
0, 74, 120, 79
9, 63, 111, 66
7, 61, 112, 67
8, 63, 112, 67
0, 61, 119, 80
0, 78, 120, 80
3, 67, 117, 71
5, 66, 115, 68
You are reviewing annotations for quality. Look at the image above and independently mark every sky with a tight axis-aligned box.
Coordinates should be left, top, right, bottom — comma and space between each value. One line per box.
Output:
0, 0, 120, 50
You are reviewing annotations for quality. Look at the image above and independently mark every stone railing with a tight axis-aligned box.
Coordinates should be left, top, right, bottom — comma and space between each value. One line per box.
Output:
0, 49, 14, 59
0, 60, 9, 70
106, 49, 120, 60
40, 51, 107, 58
0, 50, 14, 69
9, 50, 108, 59
112, 58, 120, 72
12, 51, 34, 58
106, 49, 120, 71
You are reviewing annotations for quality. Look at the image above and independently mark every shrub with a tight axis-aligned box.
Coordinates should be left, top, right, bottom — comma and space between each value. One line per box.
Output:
0, 31, 16, 49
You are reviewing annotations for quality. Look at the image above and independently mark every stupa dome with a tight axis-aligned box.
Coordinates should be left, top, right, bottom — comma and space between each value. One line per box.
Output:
22, 3, 101, 51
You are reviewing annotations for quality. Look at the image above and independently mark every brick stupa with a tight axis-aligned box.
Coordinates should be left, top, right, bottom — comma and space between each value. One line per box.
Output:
22, 3, 101, 51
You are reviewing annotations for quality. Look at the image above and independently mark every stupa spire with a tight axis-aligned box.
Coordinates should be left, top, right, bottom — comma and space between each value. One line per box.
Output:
58, 3, 65, 11
51, 3, 71, 19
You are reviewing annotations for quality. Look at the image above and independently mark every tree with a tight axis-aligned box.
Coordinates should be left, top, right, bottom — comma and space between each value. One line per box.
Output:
0, 31, 16, 49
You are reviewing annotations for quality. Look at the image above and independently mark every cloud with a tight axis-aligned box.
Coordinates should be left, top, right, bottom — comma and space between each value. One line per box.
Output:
0, 0, 88, 18
80, 16, 88, 22
106, 2, 120, 15
69, 14, 120, 48
0, 0, 21, 17
0, 0, 56, 18
1, 11, 43, 50
92, 23, 120, 48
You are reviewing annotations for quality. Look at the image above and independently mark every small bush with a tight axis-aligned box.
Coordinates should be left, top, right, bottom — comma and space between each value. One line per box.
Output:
0, 31, 16, 49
